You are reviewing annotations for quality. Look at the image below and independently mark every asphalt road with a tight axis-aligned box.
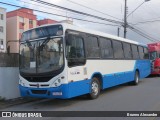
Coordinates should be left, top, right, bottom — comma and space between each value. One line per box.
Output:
1, 76, 160, 120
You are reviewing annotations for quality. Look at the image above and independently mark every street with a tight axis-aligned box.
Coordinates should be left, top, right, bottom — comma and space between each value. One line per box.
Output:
0, 76, 160, 120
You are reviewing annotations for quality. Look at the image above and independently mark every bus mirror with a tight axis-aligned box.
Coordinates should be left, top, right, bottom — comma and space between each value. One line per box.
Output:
7, 46, 10, 55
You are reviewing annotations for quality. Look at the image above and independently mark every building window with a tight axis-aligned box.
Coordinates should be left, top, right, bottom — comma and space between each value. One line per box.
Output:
29, 19, 33, 24
0, 14, 3, 20
0, 39, 4, 50
19, 17, 24, 23
0, 26, 3, 33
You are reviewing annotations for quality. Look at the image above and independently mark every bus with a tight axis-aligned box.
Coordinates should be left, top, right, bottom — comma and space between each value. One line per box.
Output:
148, 42, 160, 75
19, 23, 151, 99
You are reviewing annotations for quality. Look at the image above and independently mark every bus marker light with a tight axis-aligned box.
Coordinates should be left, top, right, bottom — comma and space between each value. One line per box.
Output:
55, 83, 58, 86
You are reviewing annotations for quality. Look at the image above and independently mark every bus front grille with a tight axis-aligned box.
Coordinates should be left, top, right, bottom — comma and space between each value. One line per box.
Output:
24, 77, 53, 82
31, 90, 47, 94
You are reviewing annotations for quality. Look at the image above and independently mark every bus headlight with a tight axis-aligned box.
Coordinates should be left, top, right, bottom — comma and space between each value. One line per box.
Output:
19, 79, 26, 87
51, 78, 61, 87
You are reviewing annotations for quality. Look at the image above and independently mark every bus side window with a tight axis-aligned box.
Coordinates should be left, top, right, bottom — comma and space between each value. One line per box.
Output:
85, 35, 100, 58
131, 44, 139, 59
138, 46, 144, 59
112, 40, 124, 59
144, 47, 149, 59
66, 34, 86, 67
123, 42, 132, 59
99, 37, 113, 58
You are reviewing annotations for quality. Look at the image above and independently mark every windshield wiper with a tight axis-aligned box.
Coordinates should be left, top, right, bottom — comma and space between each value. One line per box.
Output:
26, 40, 32, 48
39, 37, 50, 49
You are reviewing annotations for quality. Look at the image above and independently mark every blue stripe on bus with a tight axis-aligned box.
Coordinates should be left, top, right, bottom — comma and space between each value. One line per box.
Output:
19, 60, 151, 99
19, 79, 91, 99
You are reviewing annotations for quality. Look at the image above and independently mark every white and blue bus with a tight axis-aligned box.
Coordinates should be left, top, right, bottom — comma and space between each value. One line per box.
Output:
19, 23, 151, 99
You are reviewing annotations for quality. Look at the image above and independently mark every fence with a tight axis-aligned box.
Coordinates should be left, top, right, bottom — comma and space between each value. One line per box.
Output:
0, 53, 20, 100
0, 53, 19, 67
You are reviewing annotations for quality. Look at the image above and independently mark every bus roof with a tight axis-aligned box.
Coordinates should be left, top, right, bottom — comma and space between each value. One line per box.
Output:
24, 23, 146, 46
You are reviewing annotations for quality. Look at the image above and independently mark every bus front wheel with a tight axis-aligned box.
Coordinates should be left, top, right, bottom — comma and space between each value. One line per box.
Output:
88, 77, 100, 99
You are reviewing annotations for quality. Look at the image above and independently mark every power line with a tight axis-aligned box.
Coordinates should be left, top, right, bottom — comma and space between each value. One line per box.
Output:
29, 0, 124, 25
30, 0, 160, 42
1, 1, 158, 42
0, 2, 119, 27
128, 25, 159, 42
127, 1, 145, 18
17, 0, 66, 13
16, 0, 87, 17
132, 19, 160, 25
131, 24, 160, 41
66, 0, 122, 20
129, 28, 156, 42
129, 28, 157, 42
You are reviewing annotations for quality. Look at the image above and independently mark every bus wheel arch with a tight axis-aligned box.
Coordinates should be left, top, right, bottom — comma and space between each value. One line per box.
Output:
91, 72, 103, 90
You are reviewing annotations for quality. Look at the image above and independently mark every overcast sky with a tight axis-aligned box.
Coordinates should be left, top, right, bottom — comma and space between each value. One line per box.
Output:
1, 0, 160, 44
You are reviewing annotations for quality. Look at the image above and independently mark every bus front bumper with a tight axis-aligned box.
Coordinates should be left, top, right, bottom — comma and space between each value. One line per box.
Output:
19, 84, 69, 99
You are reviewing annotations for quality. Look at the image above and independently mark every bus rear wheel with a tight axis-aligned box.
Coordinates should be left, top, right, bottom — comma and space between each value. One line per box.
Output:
131, 71, 139, 85
88, 77, 100, 99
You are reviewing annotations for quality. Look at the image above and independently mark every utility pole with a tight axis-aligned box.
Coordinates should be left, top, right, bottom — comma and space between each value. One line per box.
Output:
117, 27, 120, 37
124, 0, 127, 38
123, 0, 151, 38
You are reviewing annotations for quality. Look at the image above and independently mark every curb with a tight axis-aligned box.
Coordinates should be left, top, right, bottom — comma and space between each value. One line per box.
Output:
0, 97, 42, 110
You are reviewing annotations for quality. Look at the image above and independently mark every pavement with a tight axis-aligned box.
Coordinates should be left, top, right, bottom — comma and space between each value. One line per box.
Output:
0, 97, 41, 110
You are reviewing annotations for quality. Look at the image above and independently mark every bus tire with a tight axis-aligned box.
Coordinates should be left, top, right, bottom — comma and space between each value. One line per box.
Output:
132, 71, 139, 85
88, 77, 100, 99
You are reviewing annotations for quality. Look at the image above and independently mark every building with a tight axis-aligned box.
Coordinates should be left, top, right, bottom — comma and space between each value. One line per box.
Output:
37, 18, 57, 26
6, 8, 37, 53
0, 7, 6, 53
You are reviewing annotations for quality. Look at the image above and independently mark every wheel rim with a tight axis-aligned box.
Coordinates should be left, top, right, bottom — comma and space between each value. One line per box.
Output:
91, 81, 99, 95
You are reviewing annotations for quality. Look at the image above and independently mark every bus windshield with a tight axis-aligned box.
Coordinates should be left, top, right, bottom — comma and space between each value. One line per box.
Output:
19, 37, 64, 74
149, 51, 158, 60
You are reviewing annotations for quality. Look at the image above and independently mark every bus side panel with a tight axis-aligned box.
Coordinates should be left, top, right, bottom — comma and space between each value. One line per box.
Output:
135, 60, 151, 79
102, 60, 150, 89
67, 79, 91, 98
102, 71, 134, 89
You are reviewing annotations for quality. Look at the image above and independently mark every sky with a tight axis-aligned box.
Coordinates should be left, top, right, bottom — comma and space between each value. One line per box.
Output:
1, 0, 160, 44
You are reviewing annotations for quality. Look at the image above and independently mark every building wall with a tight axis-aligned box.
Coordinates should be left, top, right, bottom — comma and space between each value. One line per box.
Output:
38, 19, 57, 26
0, 7, 6, 53
6, 16, 19, 53
0, 53, 19, 100
7, 8, 37, 53
0, 67, 20, 100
